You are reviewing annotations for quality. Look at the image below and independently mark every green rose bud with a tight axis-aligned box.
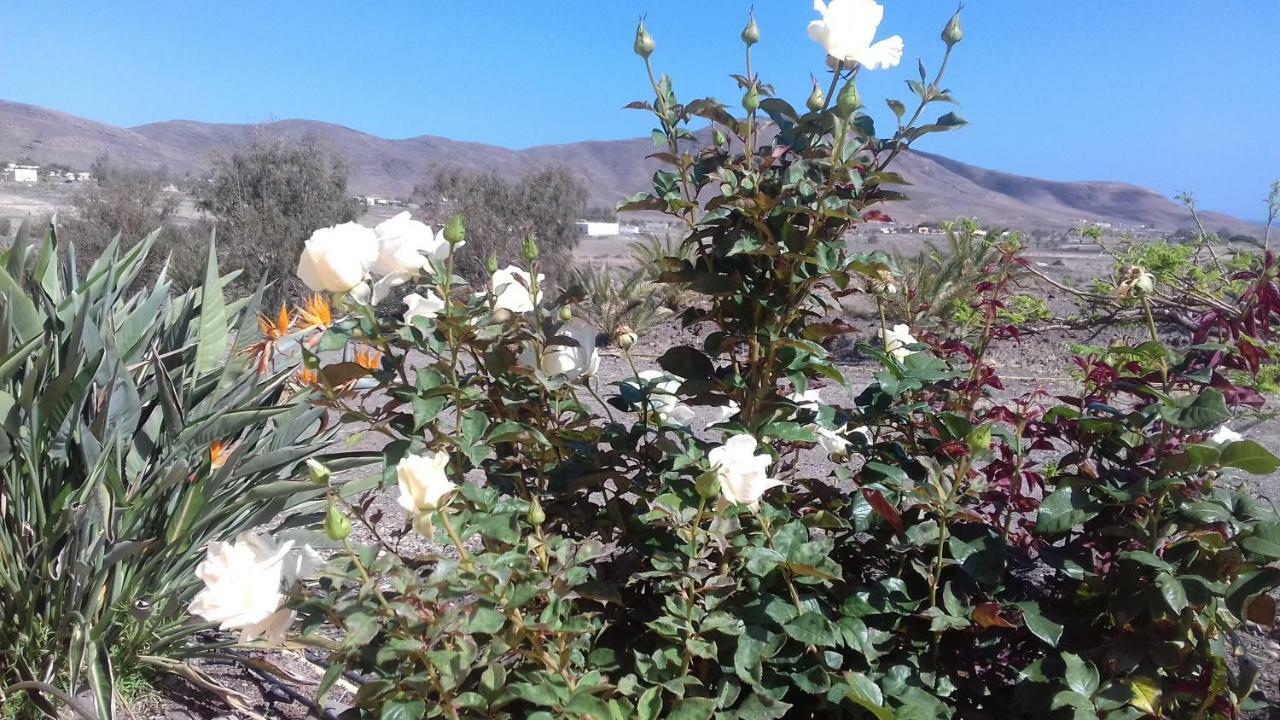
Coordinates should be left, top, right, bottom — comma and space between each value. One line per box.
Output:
443, 214, 465, 245
835, 81, 860, 119
942, 11, 963, 47
741, 13, 760, 46
806, 79, 826, 113
966, 424, 992, 454
305, 458, 331, 485
634, 18, 655, 59
521, 235, 539, 262
527, 497, 546, 526
742, 85, 760, 113
695, 469, 721, 500
713, 128, 727, 147
485, 252, 499, 275
324, 504, 351, 541
558, 306, 573, 322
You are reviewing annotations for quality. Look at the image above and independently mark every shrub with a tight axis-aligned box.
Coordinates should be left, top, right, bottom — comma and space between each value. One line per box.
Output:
0, 225, 362, 717
194, 141, 362, 304
59, 156, 181, 284
567, 262, 671, 340
188, 5, 1279, 720
415, 165, 587, 287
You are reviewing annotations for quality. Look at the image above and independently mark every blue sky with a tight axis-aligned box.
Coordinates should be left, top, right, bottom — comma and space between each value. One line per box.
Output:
3, 2, 1278, 220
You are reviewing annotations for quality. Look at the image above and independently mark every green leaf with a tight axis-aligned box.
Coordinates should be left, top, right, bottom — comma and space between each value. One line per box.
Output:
840, 673, 891, 720
1218, 440, 1280, 475
1017, 602, 1063, 646
1163, 389, 1229, 430
667, 697, 716, 720
1155, 572, 1187, 614
0, 264, 42, 341
657, 346, 714, 381
1036, 487, 1096, 536
380, 698, 426, 720
193, 234, 228, 376
783, 611, 838, 646
1063, 653, 1100, 696
1226, 567, 1280, 620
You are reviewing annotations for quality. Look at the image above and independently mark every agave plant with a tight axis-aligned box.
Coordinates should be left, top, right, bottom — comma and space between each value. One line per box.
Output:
0, 223, 369, 718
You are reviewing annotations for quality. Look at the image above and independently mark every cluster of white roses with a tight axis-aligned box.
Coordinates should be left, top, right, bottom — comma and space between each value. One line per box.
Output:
296, 212, 458, 307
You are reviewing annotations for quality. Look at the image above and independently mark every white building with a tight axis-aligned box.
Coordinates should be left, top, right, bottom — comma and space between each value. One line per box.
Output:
576, 220, 620, 237
11, 165, 39, 182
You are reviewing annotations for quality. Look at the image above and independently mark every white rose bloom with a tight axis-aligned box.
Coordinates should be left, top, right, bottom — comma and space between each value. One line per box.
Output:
707, 400, 741, 428
814, 425, 852, 458
296, 222, 378, 294
373, 212, 453, 276
809, 0, 904, 71
881, 324, 918, 362
540, 321, 601, 380
634, 370, 698, 427
709, 434, 782, 509
403, 291, 446, 324
490, 265, 544, 314
1210, 425, 1243, 444
397, 451, 457, 515
189, 532, 319, 644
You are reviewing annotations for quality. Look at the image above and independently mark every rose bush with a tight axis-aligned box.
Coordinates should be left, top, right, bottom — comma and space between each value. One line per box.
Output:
181, 3, 1280, 719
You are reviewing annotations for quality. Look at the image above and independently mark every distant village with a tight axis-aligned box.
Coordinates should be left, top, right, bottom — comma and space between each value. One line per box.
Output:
2, 161, 93, 183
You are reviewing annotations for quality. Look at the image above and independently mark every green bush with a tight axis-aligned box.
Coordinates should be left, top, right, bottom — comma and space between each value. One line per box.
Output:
187, 5, 1280, 720
0, 225, 361, 718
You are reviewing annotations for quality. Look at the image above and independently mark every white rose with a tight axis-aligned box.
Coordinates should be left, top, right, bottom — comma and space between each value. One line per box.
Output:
540, 320, 601, 380
1210, 425, 1243, 444
189, 532, 319, 644
397, 451, 457, 516
633, 370, 698, 427
296, 222, 378, 294
403, 291, 446, 324
809, 0, 904, 70
709, 434, 782, 509
373, 212, 453, 276
881, 324, 918, 362
490, 265, 544, 314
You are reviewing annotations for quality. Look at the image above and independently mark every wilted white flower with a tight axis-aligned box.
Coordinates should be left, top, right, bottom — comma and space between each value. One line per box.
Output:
403, 291, 446, 324
539, 321, 601, 380
808, 0, 904, 70
791, 388, 824, 413
707, 400, 741, 428
296, 222, 378, 294
633, 370, 697, 427
189, 532, 320, 644
1210, 425, 1243, 444
490, 265, 544, 313
709, 434, 782, 509
881, 323, 918, 362
1134, 271, 1155, 295
814, 425, 852, 458
397, 451, 457, 516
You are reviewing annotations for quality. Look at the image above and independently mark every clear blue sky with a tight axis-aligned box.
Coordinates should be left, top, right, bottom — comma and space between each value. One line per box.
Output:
4, 2, 1278, 220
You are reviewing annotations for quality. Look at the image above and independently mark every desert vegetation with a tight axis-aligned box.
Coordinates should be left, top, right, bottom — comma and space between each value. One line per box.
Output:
2, 2, 1279, 720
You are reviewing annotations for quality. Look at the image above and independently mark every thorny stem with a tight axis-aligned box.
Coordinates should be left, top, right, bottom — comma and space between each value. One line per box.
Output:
643, 56, 698, 227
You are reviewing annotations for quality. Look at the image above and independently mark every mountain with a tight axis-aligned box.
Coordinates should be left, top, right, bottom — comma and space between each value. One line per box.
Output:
0, 99, 1258, 234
